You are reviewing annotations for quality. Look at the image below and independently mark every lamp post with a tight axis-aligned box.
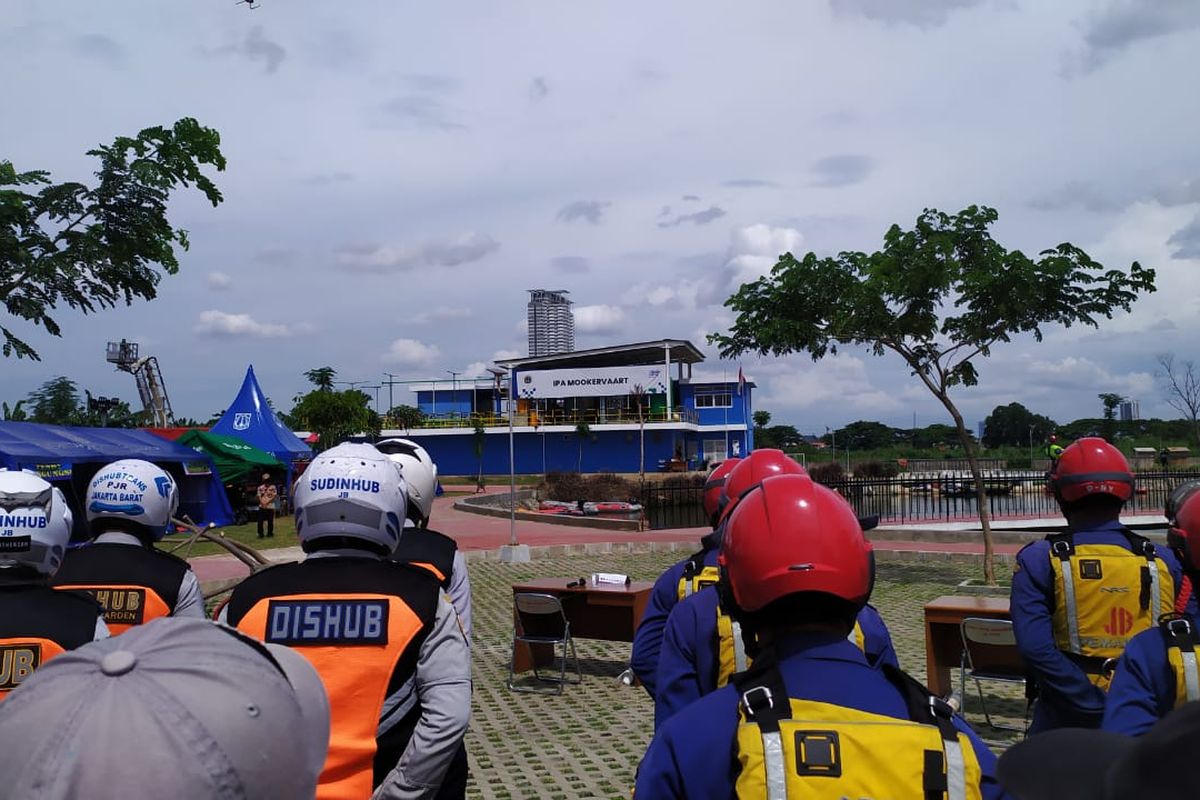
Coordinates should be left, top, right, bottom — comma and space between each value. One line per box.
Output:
1028, 425, 1034, 467
361, 385, 381, 414
383, 372, 400, 415
446, 370, 460, 421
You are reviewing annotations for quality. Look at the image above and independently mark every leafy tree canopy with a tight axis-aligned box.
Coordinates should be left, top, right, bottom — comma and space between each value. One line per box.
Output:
1, 118, 225, 360
711, 205, 1155, 583
982, 402, 1057, 448
387, 404, 425, 430
304, 366, 336, 392
289, 388, 379, 450
752, 410, 772, 429
23, 377, 142, 427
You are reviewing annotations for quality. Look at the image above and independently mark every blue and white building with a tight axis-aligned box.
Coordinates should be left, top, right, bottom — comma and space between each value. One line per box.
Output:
379, 339, 754, 475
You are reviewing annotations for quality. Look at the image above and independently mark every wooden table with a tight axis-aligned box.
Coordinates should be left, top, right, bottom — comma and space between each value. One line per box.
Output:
511, 577, 653, 673
924, 595, 1021, 698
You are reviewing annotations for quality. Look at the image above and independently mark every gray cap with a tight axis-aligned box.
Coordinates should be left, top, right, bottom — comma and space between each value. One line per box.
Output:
0, 617, 330, 800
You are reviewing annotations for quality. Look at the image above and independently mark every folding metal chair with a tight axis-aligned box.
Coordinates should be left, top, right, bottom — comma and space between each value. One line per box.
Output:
960, 617, 1027, 732
507, 592, 582, 694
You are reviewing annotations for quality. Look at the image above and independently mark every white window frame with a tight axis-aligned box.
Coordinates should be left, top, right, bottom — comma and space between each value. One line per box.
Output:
694, 392, 732, 409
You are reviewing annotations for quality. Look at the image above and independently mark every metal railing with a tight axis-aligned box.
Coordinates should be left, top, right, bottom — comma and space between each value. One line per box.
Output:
382, 408, 700, 430
640, 471, 1200, 529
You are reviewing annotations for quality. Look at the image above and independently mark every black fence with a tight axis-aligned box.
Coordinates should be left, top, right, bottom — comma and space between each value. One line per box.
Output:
641, 471, 1200, 529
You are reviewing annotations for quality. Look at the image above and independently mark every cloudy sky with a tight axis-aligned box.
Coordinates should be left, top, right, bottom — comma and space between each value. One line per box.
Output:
5, 0, 1200, 432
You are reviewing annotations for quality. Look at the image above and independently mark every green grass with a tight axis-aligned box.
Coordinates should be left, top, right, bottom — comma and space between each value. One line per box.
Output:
161, 516, 300, 559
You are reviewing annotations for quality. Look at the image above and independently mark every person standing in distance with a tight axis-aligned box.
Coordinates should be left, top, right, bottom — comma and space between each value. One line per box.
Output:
256, 472, 278, 539
222, 443, 471, 800
53, 459, 204, 632
1011, 437, 1184, 732
0, 469, 108, 698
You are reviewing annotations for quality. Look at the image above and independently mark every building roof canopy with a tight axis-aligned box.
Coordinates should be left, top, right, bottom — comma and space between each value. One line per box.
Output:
495, 339, 705, 371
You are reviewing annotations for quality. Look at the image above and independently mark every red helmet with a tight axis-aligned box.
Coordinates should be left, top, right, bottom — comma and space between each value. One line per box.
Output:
1049, 437, 1134, 504
703, 458, 742, 525
717, 449, 806, 524
719, 474, 873, 613
1167, 481, 1200, 570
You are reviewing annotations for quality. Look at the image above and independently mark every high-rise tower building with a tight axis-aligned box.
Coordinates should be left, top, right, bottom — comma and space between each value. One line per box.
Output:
527, 289, 575, 356
1119, 399, 1140, 422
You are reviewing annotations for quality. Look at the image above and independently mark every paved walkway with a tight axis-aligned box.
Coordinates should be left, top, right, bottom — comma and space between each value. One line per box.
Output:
190, 489, 1131, 583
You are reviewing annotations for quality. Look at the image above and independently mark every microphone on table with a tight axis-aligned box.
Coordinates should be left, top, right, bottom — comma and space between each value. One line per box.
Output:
566, 577, 587, 588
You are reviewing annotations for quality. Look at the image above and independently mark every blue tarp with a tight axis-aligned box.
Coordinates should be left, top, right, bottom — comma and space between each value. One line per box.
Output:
210, 366, 313, 471
0, 420, 235, 534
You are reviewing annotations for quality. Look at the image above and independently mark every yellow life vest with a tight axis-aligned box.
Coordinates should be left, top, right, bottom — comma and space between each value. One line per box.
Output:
1161, 614, 1200, 709
716, 614, 868, 689
733, 662, 982, 800
1047, 531, 1175, 690
677, 551, 720, 601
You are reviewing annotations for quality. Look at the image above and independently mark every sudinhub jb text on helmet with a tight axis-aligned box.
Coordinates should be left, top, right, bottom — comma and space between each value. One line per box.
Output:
294, 443, 407, 556
1167, 480, 1200, 571
716, 449, 806, 525
703, 458, 742, 528
85, 459, 179, 541
375, 438, 438, 527
0, 470, 73, 576
719, 473, 873, 614
1049, 437, 1135, 505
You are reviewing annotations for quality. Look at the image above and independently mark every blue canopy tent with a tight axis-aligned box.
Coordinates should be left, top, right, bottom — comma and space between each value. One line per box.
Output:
209, 365, 313, 492
0, 421, 235, 539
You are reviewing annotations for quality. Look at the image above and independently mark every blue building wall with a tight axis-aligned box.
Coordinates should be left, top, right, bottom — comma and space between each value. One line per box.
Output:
413, 388, 486, 417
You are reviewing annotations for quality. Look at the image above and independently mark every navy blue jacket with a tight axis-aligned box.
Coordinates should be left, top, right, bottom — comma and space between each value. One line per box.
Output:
631, 547, 719, 698
634, 633, 1004, 799
1010, 520, 1184, 732
1102, 610, 1200, 736
654, 586, 899, 728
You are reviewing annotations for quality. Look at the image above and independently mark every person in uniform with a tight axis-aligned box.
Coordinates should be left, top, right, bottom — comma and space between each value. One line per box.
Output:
635, 474, 1002, 799
52, 459, 204, 632
378, 437, 472, 800
633, 453, 807, 698
1011, 437, 1184, 732
1103, 480, 1200, 735
256, 472, 278, 539
0, 469, 107, 698
222, 442, 471, 800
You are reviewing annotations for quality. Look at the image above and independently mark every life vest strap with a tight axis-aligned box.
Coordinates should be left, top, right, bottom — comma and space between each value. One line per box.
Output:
1161, 614, 1200, 703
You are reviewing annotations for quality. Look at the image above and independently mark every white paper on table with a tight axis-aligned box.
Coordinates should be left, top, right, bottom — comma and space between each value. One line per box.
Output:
592, 572, 629, 585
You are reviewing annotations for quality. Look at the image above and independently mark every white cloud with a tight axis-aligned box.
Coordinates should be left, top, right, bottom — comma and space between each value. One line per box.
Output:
382, 338, 441, 366
1025, 356, 1154, 398
756, 355, 904, 415
205, 271, 233, 291
574, 304, 629, 335
726, 224, 804, 287
336, 233, 499, 273
194, 310, 308, 338
409, 306, 473, 325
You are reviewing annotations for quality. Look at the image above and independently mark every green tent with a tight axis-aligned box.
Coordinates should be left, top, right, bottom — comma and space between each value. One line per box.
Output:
175, 430, 284, 485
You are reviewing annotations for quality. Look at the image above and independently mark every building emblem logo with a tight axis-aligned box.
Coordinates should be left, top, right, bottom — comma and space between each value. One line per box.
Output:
233, 413, 252, 431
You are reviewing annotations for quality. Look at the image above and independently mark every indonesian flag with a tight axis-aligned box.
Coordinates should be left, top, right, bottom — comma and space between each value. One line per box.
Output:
737, 366, 746, 396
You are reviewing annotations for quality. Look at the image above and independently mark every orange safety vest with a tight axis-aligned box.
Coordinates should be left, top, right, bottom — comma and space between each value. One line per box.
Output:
0, 584, 102, 699
393, 528, 458, 590
226, 557, 439, 800
52, 543, 185, 635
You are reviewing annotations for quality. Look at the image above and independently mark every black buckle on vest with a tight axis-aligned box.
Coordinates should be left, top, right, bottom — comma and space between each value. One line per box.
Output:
928, 695, 954, 720
1051, 539, 1073, 559
1167, 617, 1193, 639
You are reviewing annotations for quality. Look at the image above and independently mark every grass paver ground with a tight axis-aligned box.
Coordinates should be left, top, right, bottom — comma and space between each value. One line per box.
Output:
464, 552, 1025, 799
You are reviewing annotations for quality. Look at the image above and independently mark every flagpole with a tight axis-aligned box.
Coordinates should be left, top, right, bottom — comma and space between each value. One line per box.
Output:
724, 366, 730, 459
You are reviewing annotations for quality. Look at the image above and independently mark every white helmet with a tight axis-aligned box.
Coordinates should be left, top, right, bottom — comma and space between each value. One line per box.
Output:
294, 443, 407, 555
375, 438, 438, 526
85, 459, 179, 541
0, 469, 73, 576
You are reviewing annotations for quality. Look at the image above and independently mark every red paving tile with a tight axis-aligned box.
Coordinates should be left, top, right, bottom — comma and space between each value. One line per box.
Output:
190, 491, 1026, 582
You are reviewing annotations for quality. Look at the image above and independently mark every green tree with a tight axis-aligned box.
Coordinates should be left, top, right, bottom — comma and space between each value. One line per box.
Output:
711, 205, 1155, 583
2, 119, 225, 360
2, 399, 27, 421
387, 404, 425, 431
982, 402, 1056, 448
1098, 392, 1124, 442
758, 424, 801, 450
911, 423, 961, 450
289, 388, 378, 450
304, 367, 336, 392
752, 410, 772, 431
575, 420, 591, 472
836, 420, 898, 450
26, 376, 82, 425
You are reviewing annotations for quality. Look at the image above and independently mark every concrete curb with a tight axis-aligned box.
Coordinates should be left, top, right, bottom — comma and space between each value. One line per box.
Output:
454, 491, 642, 531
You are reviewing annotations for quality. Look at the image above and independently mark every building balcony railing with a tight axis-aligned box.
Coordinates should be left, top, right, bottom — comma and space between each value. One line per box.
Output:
382, 407, 700, 430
